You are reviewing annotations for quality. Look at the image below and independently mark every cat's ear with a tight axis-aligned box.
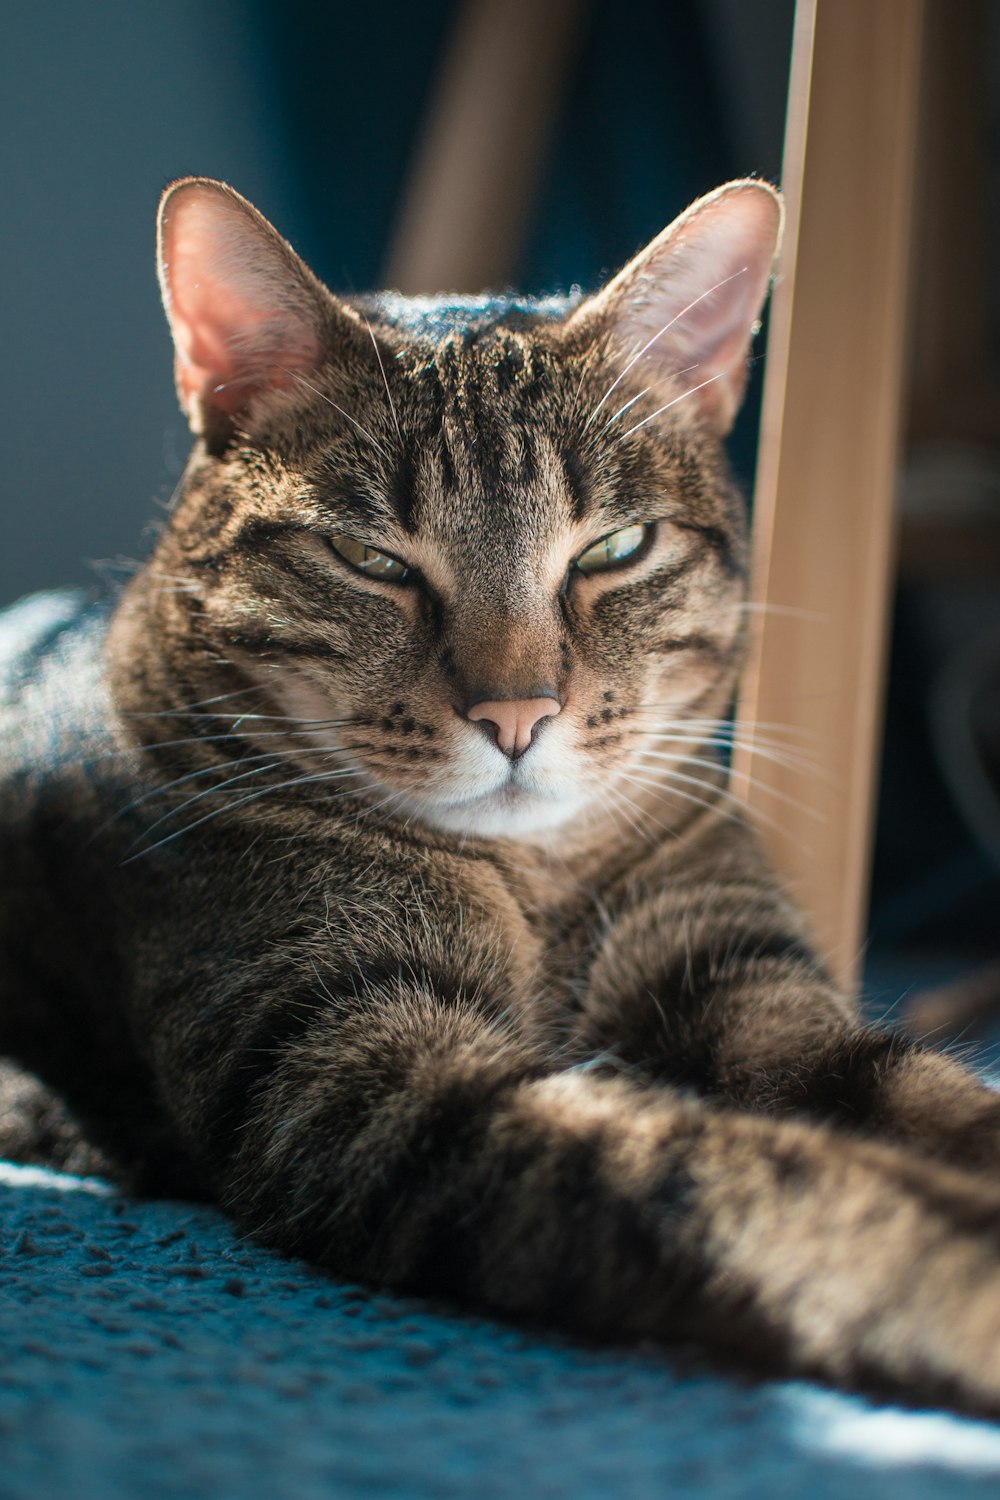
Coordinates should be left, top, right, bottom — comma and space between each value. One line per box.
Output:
571, 181, 783, 435
157, 178, 328, 434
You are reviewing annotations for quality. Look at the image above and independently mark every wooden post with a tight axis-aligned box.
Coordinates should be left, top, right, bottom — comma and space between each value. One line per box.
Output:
732, 0, 925, 989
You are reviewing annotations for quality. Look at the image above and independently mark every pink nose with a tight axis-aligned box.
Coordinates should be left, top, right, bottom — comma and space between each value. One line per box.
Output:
467, 697, 561, 758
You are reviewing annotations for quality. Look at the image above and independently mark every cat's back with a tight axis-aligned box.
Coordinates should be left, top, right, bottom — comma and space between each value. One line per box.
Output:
0, 589, 126, 869
0, 589, 111, 749
0, 589, 123, 965
0, 591, 134, 1077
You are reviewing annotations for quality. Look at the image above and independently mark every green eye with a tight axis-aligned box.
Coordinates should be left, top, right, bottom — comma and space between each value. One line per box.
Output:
329, 534, 412, 583
574, 523, 650, 575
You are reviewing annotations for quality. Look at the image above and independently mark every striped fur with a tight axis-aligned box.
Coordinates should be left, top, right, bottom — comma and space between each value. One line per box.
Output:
4, 180, 1000, 1415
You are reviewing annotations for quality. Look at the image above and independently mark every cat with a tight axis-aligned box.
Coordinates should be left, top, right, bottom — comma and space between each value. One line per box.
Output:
5, 176, 1000, 1416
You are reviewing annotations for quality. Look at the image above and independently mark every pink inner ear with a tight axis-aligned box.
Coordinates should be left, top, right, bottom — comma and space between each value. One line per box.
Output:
160, 185, 320, 428
172, 298, 258, 419
171, 289, 312, 420
589, 183, 782, 436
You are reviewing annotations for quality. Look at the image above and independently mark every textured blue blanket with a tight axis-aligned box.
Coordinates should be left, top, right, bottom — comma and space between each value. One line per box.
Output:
5, 1161, 1000, 1500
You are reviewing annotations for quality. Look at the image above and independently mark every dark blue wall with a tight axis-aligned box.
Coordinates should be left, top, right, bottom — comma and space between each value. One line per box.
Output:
1, 0, 793, 607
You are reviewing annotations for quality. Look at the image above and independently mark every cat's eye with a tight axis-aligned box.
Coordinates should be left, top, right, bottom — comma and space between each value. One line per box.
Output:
328, 534, 412, 584
574, 523, 651, 575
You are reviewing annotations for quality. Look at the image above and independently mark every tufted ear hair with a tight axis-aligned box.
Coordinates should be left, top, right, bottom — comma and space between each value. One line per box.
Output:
157, 177, 330, 436
571, 180, 783, 435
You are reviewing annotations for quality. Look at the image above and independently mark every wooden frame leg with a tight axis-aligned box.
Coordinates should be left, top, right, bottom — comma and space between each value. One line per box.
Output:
732, 0, 925, 990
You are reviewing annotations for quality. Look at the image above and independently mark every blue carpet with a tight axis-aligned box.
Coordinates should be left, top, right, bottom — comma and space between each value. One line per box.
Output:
4, 1162, 1000, 1499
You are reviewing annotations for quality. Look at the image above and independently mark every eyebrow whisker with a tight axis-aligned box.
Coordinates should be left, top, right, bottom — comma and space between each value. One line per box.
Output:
364, 317, 403, 446
585, 267, 748, 427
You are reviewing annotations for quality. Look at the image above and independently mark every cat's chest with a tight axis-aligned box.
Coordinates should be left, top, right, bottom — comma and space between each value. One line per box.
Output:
274, 828, 587, 1024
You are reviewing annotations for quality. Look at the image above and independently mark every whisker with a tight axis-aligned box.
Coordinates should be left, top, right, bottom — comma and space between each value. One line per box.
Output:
633, 748, 825, 818
631, 710, 820, 743
144, 711, 356, 728
632, 722, 810, 752
586, 266, 748, 426
631, 749, 727, 778
111, 744, 347, 821
601, 363, 699, 431
146, 573, 202, 597
282, 369, 390, 461
614, 767, 740, 829
619, 764, 803, 843
91, 727, 356, 764
363, 318, 402, 446
124, 766, 367, 862
600, 780, 658, 842
108, 755, 275, 823
633, 733, 822, 779
352, 784, 410, 823
125, 686, 267, 719
737, 601, 830, 623
723, 741, 829, 781
130, 759, 295, 844
625, 719, 821, 760
617, 365, 738, 442
623, 762, 729, 809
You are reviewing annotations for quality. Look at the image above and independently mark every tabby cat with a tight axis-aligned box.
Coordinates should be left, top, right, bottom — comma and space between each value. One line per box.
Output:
6, 178, 1000, 1415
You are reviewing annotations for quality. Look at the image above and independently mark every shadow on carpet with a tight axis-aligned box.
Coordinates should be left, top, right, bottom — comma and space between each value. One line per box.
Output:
4, 1159, 1000, 1499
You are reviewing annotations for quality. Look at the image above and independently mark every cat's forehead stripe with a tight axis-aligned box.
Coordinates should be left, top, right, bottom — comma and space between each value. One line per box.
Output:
293, 282, 741, 564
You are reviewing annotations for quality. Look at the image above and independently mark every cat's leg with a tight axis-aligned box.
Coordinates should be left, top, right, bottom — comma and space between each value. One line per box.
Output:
143, 956, 1000, 1414
573, 812, 1000, 1174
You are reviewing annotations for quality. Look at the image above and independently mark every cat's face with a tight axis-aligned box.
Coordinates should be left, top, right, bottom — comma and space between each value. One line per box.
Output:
149, 180, 781, 841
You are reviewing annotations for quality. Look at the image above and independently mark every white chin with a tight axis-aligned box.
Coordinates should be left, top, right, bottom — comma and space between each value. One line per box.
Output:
404, 782, 588, 840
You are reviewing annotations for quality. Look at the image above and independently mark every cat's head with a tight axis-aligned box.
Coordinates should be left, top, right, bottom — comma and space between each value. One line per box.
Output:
146, 177, 781, 841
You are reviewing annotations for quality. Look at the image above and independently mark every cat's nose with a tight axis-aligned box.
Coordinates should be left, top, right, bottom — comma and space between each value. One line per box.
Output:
466, 697, 561, 759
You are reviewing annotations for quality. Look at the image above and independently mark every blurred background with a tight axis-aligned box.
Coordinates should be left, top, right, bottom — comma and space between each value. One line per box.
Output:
2, 0, 998, 1020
